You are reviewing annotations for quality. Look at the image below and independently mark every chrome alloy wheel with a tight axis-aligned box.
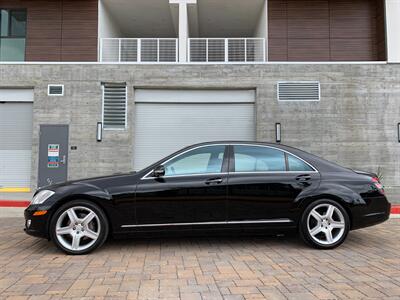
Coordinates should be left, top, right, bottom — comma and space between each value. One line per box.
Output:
55, 206, 101, 252
307, 203, 346, 246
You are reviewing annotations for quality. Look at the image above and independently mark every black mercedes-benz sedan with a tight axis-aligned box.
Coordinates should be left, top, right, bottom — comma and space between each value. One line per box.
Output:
25, 142, 390, 254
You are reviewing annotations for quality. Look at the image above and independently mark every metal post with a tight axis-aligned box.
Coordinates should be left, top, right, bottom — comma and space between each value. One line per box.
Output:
225, 39, 229, 62
157, 39, 160, 62
137, 39, 141, 63
177, 39, 179, 62
99, 38, 103, 62
118, 39, 121, 62
263, 38, 267, 62
206, 39, 209, 63
244, 39, 247, 62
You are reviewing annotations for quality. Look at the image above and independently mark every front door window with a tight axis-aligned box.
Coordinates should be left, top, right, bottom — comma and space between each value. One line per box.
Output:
164, 145, 225, 176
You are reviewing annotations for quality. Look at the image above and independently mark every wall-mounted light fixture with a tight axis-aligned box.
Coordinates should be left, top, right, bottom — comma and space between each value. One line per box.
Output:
97, 122, 103, 142
275, 123, 281, 143
398, 123, 400, 143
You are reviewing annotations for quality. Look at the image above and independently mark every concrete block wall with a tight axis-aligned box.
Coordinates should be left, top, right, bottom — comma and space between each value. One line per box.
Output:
0, 63, 399, 202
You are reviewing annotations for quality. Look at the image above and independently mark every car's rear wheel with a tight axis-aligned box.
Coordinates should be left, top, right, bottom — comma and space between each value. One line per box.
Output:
50, 200, 109, 255
300, 199, 350, 249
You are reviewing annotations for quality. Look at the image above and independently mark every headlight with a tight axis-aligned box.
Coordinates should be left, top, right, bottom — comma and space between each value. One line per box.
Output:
31, 190, 55, 205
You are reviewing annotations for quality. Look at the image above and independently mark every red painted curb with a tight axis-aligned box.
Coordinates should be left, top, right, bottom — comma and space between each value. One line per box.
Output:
0, 200, 400, 214
392, 205, 400, 215
0, 200, 31, 208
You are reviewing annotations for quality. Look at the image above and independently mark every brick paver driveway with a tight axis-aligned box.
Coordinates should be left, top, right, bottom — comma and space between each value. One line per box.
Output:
0, 218, 399, 300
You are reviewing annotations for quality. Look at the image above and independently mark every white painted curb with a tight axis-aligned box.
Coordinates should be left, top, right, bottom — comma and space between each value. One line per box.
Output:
0, 208, 25, 218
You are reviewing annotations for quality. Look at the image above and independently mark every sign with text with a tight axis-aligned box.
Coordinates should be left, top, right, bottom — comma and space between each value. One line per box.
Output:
47, 144, 60, 168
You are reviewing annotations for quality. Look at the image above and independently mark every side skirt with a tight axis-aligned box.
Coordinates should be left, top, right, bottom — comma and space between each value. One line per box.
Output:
121, 218, 293, 229
112, 222, 297, 239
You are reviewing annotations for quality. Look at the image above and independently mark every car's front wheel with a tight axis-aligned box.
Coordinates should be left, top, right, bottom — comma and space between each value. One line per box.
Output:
50, 200, 109, 255
300, 199, 350, 249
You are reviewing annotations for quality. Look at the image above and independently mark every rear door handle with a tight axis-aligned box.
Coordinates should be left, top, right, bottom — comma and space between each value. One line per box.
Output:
296, 174, 312, 182
205, 178, 223, 185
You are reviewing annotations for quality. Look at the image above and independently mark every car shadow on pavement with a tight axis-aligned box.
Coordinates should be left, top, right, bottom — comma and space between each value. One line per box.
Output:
27, 232, 309, 255
101, 232, 308, 252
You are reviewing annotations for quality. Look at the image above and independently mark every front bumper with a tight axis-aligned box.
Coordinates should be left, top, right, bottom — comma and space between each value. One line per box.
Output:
24, 205, 50, 239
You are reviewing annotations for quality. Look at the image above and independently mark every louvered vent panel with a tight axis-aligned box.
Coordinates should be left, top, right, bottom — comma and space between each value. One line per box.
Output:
103, 83, 127, 129
277, 82, 320, 101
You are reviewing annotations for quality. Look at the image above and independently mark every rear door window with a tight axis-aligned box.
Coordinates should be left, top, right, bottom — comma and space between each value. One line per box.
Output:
287, 154, 314, 172
233, 146, 286, 172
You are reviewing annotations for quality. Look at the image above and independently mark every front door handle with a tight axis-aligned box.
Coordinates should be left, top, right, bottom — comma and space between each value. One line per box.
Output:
295, 174, 312, 182
205, 178, 223, 185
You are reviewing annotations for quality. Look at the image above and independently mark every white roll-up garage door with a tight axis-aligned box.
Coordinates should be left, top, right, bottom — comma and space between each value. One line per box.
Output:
133, 89, 255, 171
0, 89, 33, 189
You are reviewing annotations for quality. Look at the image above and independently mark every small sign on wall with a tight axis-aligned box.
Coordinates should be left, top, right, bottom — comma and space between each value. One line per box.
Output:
47, 144, 60, 168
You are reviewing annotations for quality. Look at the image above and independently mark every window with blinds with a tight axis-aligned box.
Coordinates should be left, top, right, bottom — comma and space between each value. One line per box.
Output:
102, 83, 127, 129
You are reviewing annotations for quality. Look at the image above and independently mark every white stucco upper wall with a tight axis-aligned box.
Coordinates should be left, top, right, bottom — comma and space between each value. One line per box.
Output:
98, 0, 122, 39
254, 0, 267, 39
386, 0, 400, 63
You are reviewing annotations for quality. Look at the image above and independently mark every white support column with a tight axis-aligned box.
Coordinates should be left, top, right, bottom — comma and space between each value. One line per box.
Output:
386, 0, 400, 63
169, 0, 197, 62
98, 0, 123, 62
254, 0, 268, 62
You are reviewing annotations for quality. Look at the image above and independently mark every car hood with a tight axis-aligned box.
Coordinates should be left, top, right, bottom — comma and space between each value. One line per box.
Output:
38, 171, 137, 192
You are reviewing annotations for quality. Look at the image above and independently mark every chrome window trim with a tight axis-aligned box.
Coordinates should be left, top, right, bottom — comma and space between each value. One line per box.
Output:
231, 171, 319, 175
141, 143, 319, 180
142, 172, 228, 180
121, 218, 293, 228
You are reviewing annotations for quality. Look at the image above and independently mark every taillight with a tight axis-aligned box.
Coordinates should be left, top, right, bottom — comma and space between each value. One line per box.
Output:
372, 177, 385, 195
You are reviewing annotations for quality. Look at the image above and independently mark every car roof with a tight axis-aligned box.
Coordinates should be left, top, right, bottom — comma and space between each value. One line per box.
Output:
188, 141, 285, 147
186, 141, 312, 155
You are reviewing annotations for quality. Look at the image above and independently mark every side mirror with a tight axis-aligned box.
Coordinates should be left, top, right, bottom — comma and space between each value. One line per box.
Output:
153, 165, 165, 177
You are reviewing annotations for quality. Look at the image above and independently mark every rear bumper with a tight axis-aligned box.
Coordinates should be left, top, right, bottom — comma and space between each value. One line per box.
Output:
351, 196, 391, 230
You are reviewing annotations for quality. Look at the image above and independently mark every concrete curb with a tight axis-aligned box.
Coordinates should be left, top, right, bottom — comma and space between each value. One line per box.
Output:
0, 208, 25, 218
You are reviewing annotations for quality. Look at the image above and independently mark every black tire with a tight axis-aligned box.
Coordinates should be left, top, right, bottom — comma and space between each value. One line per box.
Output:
299, 199, 350, 249
49, 200, 109, 255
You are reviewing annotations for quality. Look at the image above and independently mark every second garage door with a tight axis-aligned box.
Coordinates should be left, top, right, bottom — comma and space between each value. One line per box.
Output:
133, 89, 255, 171
0, 89, 33, 189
